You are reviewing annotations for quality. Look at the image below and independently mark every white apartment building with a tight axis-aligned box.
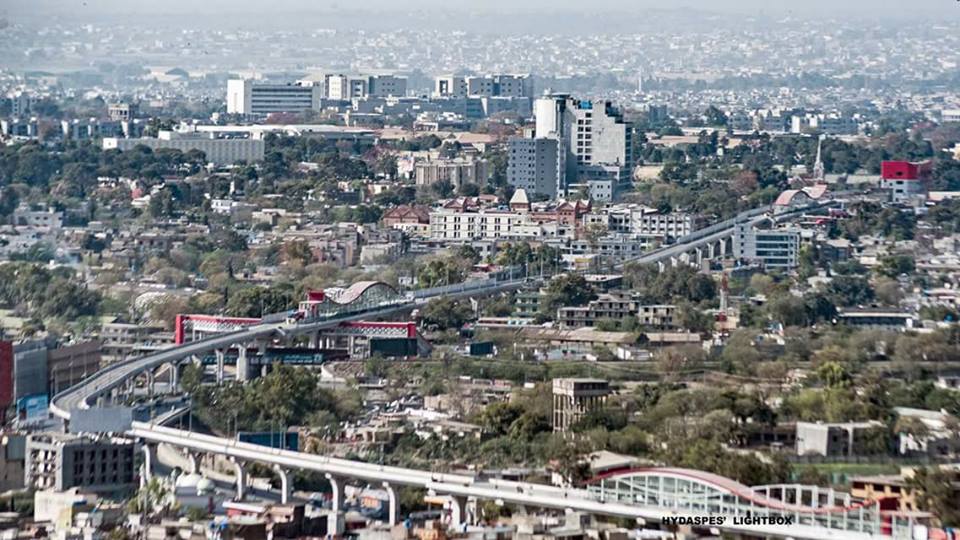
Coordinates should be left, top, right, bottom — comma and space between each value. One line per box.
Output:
584, 205, 700, 240
226, 80, 321, 115
630, 209, 699, 239
429, 208, 549, 241
733, 219, 801, 270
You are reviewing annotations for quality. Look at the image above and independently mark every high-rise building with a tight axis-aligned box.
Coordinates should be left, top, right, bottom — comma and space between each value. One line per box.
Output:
226, 79, 322, 115
526, 93, 633, 200
507, 136, 563, 199
552, 378, 610, 432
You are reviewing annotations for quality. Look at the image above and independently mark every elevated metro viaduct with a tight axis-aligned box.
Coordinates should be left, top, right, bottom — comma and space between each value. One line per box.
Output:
129, 421, 918, 539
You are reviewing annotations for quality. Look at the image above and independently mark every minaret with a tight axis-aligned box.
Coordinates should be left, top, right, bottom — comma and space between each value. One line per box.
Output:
813, 135, 825, 181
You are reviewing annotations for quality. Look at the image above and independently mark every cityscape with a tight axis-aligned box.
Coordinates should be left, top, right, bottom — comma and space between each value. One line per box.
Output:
1, 0, 960, 538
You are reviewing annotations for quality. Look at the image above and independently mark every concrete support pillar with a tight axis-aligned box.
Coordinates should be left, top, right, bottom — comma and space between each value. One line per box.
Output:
326, 474, 345, 536
141, 443, 157, 487
236, 345, 249, 383
169, 361, 179, 390
308, 331, 319, 349
186, 451, 200, 475
449, 495, 468, 531
275, 466, 292, 504
657, 260, 665, 273
232, 458, 248, 501
382, 482, 398, 525
146, 369, 155, 397
215, 349, 226, 385
695, 247, 704, 266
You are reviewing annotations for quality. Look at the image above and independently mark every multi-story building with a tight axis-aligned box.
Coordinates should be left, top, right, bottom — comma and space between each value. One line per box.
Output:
791, 112, 860, 136
226, 79, 322, 115
557, 292, 639, 329
880, 160, 930, 203
324, 74, 407, 100
428, 193, 588, 242
11, 205, 63, 230
107, 102, 137, 122
25, 433, 135, 493
99, 323, 172, 365
9, 92, 35, 117
466, 74, 534, 98
47, 341, 102, 396
0, 118, 39, 140
367, 75, 407, 98
795, 421, 887, 457
103, 129, 265, 165
533, 94, 633, 200
415, 157, 489, 189
566, 234, 655, 263
637, 305, 678, 328
507, 136, 563, 199
851, 467, 960, 514
434, 76, 467, 98
552, 378, 610, 432
733, 219, 801, 270
630, 209, 700, 239
61, 119, 124, 140
435, 74, 533, 99
381, 205, 431, 236
0, 433, 25, 492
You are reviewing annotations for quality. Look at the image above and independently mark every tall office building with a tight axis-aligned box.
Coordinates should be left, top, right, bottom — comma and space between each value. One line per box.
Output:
226, 80, 322, 115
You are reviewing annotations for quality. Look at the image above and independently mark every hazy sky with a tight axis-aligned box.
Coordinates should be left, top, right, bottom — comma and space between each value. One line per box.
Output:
5, 0, 958, 22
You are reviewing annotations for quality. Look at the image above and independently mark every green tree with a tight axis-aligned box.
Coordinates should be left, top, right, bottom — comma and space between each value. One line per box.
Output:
907, 467, 960, 527
420, 297, 472, 330
540, 274, 597, 317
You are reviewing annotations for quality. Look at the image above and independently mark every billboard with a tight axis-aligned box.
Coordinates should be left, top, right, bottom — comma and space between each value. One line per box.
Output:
16, 393, 49, 424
